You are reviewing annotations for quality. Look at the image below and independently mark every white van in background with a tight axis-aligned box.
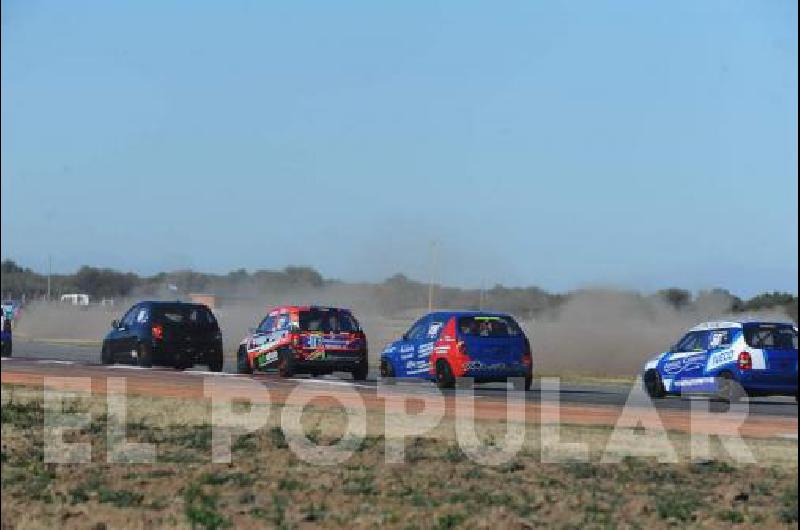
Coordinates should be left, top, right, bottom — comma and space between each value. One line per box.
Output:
60, 293, 90, 306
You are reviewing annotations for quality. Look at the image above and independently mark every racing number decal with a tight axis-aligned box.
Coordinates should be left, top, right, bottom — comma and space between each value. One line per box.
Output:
308, 335, 322, 348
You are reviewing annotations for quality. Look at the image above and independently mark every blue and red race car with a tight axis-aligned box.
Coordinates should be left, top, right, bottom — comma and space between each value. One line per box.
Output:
643, 321, 798, 402
237, 305, 368, 380
380, 311, 533, 390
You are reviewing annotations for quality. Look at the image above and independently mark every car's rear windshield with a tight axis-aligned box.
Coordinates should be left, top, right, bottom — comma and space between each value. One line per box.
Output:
153, 305, 218, 327
743, 324, 797, 350
457, 315, 523, 338
299, 308, 360, 332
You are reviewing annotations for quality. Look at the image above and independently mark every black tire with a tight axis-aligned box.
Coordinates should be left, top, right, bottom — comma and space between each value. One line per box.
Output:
512, 375, 532, 392
380, 358, 395, 379
237, 346, 253, 374
351, 362, 368, 381
101, 343, 113, 365
435, 359, 455, 389
2, 340, 11, 358
137, 343, 153, 368
644, 370, 666, 399
278, 348, 295, 378
716, 372, 743, 403
206, 351, 223, 372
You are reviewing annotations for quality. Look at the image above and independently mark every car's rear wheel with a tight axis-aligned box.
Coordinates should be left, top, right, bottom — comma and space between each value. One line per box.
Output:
237, 346, 253, 374
435, 359, 455, 389
380, 358, 395, 379
136, 343, 153, 368
2, 340, 12, 358
644, 370, 666, 399
278, 348, 295, 378
101, 343, 113, 365
207, 351, 223, 372
716, 371, 743, 403
351, 362, 368, 381
512, 375, 532, 392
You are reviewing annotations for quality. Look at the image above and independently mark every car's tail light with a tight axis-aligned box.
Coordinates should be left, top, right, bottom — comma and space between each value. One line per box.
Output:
738, 351, 752, 370
291, 333, 301, 348
152, 324, 164, 340
522, 337, 532, 368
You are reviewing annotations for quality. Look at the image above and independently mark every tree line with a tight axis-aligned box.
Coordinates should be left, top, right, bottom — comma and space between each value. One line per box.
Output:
0, 259, 796, 322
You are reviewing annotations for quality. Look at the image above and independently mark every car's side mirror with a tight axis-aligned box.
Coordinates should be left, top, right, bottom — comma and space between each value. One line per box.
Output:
401, 333, 409, 341
111, 320, 119, 329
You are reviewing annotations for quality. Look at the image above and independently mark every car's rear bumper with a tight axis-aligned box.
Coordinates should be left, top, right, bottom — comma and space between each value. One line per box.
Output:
295, 354, 366, 373
152, 340, 222, 363
462, 366, 530, 381
740, 371, 797, 396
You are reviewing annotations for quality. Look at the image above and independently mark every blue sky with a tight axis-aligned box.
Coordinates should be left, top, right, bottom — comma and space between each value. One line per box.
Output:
1, 0, 797, 296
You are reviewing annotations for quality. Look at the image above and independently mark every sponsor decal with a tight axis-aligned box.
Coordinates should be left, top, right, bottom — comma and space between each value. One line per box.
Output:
306, 349, 327, 361
405, 359, 430, 373
706, 349, 736, 371
663, 354, 705, 375
463, 361, 510, 371
418, 342, 434, 356
673, 377, 716, 388
663, 360, 683, 375
257, 351, 278, 367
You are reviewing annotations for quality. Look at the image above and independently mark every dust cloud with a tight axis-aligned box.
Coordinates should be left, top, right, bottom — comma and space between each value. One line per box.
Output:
14, 286, 792, 377
13, 284, 408, 365
521, 289, 791, 376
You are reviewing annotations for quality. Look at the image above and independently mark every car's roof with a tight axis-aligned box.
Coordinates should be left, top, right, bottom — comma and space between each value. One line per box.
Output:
138, 300, 208, 307
424, 310, 514, 319
266, 305, 353, 314
689, 320, 796, 331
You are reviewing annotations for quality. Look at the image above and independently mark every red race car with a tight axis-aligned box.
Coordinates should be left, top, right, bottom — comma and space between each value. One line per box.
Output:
237, 305, 368, 380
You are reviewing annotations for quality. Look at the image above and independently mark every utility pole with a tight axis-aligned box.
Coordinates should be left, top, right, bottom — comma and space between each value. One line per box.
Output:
47, 255, 52, 302
428, 241, 438, 312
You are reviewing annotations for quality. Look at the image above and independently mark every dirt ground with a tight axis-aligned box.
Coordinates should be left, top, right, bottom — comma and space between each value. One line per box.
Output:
1, 383, 797, 529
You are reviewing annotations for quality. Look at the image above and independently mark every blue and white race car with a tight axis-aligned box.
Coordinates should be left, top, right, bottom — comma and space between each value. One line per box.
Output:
643, 321, 798, 402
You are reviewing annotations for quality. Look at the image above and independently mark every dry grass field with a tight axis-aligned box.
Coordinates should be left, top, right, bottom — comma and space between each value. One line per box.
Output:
2, 383, 797, 529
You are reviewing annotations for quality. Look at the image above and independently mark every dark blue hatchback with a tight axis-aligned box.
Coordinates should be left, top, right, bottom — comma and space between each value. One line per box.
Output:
102, 301, 223, 370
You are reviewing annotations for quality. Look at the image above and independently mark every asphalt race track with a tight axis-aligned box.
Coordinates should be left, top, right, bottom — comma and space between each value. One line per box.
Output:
4, 339, 796, 421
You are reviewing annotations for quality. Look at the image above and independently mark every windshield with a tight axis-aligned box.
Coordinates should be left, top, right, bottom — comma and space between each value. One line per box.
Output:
153, 305, 218, 327
299, 308, 360, 333
744, 324, 798, 350
457, 315, 522, 338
